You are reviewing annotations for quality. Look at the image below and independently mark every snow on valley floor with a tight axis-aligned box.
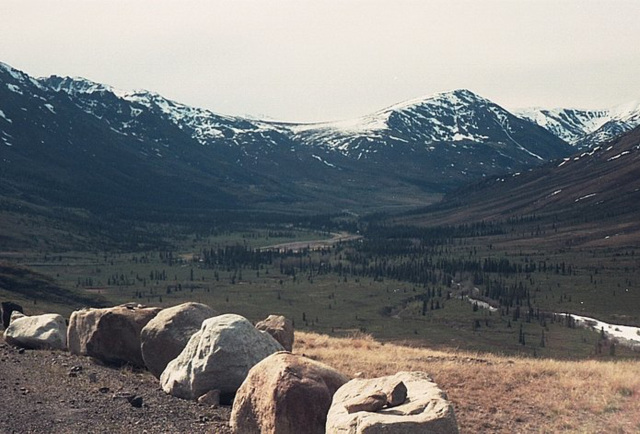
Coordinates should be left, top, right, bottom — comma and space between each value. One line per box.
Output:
562, 314, 640, 348
465, 296, 640, 349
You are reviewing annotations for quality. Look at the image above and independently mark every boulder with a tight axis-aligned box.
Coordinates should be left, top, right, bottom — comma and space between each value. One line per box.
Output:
231, 352, 349, 434
3, 313, 67, 350
160, 314, 283, 400
140, 302, 217, 378
326, 371, 459, 434
67, 304, 161, 366
255, 314, 294, 351
1, 301, 23, 329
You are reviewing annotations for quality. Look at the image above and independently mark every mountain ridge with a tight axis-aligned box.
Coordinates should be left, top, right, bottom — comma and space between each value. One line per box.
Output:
515, 100, 640, 149
0, 61, 580, 237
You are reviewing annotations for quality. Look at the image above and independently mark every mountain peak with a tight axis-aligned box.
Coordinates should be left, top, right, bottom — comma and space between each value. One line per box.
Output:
380, 88, 490, 115
0, 62, 44, 89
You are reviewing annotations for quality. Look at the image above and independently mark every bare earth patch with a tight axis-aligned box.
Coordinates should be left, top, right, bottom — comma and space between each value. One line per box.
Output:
0, 336, 231, 434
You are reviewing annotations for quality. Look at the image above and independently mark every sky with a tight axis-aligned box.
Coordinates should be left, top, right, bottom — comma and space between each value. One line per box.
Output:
1, 0, 639, 123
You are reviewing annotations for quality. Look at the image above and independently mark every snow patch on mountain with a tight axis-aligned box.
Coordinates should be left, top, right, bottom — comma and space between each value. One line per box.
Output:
515, 100, 640, 147
42, 76, 269, 146
0, 109, 11, 123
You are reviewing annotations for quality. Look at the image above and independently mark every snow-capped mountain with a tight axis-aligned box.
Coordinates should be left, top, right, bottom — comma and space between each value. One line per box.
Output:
515, 100, 640, 149
285, 89, 568, 161
0, 61, 573, 218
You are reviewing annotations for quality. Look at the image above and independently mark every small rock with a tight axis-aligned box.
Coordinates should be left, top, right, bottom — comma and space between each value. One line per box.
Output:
129, 396, 143, 408
113, 391, 135, 401
385, 381, 407, 407
197, 389, 220, 407
344, 391, 387, 414
98, 387, 110, 393
18, 348, 25, 354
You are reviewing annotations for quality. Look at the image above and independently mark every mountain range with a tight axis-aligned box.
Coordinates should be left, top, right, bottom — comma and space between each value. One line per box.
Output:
1, 61, 639, 231
515, 101, 640, 149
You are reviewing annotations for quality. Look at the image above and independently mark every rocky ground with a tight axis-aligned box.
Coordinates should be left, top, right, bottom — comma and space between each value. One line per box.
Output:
0, 337, 232, 434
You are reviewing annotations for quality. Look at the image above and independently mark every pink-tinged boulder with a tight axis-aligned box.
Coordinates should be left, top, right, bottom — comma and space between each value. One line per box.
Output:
3, 313, 67, 350
160, 314, 283, 400
326, 371, 459, 434
67, 304, 161, 366
255, 314, 294, 351
231, 352, 349, 434
141, 302, 217, 378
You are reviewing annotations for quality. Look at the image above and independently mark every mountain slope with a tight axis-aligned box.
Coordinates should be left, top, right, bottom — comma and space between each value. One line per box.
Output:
408, 125, 640, 244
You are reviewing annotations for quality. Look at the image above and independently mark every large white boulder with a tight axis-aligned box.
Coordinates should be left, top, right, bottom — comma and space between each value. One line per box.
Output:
141, 302, 217, 378
67, 304, 161, 366
255, 314, 294, 351
231, 352, 349, 434
3, 313, 67, 350
326, 371, 459, 434
160, 313, 284, 400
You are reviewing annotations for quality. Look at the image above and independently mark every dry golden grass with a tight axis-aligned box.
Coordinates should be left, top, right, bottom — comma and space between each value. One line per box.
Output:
294, 331, 640, 433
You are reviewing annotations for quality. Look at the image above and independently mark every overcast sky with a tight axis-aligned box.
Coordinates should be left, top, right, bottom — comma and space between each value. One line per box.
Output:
1, 0, 639, 122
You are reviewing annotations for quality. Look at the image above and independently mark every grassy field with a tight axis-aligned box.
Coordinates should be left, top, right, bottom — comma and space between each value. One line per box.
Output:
296, 331, 640, 433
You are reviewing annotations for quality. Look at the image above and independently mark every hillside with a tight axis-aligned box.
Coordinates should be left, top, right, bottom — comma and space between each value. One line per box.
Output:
404, 125, 640, 245
0, 262, 106, 314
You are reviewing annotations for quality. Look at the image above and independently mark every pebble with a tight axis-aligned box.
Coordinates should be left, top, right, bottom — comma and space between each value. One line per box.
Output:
129, 396, 143, 408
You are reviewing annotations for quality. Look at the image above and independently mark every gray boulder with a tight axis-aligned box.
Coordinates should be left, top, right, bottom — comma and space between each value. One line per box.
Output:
160, 314, 283, 400
141, 302, 217, 378
67, 304, 161, 366
3, 313, 67, 350
231, 352, 349, 434
326, 371, 459, 434
255, 314, 294, 351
